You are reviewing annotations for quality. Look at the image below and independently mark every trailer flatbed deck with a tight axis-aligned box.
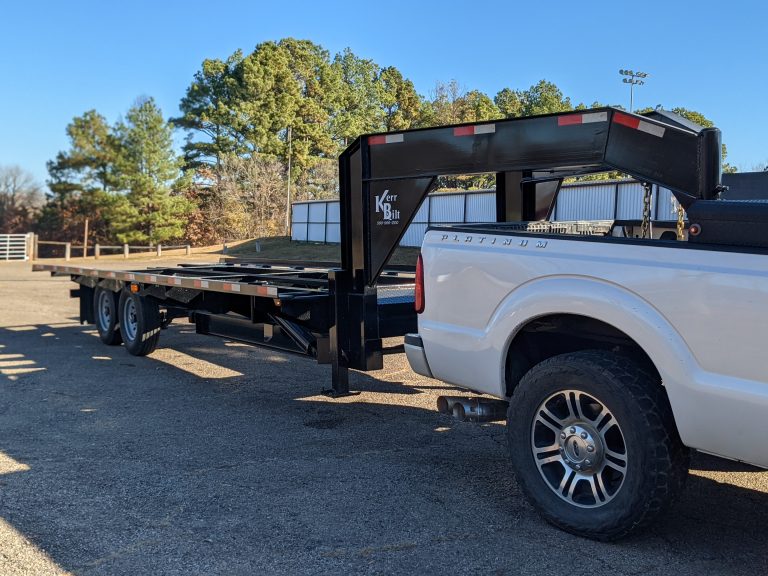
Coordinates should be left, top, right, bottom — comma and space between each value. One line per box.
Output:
33, 260, 416, 299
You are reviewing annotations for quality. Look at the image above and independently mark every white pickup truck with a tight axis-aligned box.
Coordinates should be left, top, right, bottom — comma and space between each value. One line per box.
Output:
406, 214, 768, 540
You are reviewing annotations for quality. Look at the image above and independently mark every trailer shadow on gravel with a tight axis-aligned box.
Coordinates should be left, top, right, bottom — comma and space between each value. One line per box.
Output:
0, 321, 767, 575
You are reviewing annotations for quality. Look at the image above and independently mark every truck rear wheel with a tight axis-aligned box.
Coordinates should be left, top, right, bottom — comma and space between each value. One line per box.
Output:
507, 350, 688, 541
94, 287, 122, 345
118, 289, 161, 356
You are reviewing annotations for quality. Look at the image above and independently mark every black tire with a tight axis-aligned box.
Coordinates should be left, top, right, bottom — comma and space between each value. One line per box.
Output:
507, 350, 689, 541
93, 287, 122, 345
118, 289, 161, 356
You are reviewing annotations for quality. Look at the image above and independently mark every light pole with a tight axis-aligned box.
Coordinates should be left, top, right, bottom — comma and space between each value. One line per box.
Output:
619, 69, 648, 113
285, 126, 292, 237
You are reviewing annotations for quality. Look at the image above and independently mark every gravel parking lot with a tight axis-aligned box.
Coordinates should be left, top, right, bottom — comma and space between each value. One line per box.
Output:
1, 259, 767, 575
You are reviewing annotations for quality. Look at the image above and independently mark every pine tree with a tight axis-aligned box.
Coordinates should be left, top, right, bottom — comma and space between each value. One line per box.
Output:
42, 110, 120, 242
113, 97, 190, 244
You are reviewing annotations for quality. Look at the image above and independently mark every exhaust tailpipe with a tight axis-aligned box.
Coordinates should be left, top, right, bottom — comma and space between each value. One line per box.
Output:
436, 396, 508, 423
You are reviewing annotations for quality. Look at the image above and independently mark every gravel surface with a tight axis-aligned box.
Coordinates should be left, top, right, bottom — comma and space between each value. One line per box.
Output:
1, 259, 767, 575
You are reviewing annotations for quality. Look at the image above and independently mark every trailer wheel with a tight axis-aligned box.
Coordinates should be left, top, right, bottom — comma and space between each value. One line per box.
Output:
507, 350, 688, 541
94, 287, 122, 345
118, 289, 161, 356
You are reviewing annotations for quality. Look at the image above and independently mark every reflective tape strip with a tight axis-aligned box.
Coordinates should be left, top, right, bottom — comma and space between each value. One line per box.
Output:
557, 112, 608, 126
474, 124, 496, 134
368, 134, 404, 145
613, 112, 640, 129
613, 112, 665, 138
558, 115, 582, 126
453, 124, 496, 136
583, 112, 608, 124
637, 120, 666, 138
33, 265, 279, 297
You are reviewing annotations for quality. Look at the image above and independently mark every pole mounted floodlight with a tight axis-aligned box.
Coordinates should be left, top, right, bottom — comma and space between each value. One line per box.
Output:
619, 69, 649, 112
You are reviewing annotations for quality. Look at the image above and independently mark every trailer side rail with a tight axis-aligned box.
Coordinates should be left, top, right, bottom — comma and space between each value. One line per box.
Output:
33, 264, 280, 297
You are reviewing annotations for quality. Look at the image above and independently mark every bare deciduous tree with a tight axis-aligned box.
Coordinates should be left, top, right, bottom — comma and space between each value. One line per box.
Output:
295, 158, 338, 201
209, 154, 287, 240
0, 165, 44, 232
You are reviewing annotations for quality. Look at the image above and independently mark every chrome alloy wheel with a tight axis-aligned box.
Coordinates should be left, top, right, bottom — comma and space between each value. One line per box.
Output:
531, 389, 627, 508
97, 290, 113, 332
123, 297, 138, 342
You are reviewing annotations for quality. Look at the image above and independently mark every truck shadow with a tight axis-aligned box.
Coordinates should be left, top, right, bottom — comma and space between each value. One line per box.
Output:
0, 321, 767, 574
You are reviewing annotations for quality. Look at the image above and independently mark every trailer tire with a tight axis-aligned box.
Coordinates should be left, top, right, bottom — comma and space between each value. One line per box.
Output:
118, 289, 161, 356
93, 287, 122, 345
507, 350, 688, 541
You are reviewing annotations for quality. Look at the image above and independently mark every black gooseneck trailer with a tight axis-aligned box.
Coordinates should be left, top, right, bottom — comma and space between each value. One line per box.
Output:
37, 107, 735, 395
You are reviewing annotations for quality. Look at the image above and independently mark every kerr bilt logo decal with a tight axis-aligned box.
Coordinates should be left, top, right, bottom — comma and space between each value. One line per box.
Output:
374, 189, 400, 225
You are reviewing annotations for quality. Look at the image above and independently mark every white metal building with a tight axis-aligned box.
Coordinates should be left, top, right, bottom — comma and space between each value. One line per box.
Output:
291, 181, 682, 247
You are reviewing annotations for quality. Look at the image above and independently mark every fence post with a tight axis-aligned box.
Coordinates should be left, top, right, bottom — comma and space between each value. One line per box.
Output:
156, 244, 162, 257
123, 243, 129, 258
185, 244, 191, 256
82, 218, 89, 258
65, 243, 71, 261
95, 244, 100, 259
33, 234, 39, 261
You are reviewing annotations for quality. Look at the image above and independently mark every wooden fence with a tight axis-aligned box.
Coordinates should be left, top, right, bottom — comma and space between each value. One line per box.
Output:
32, 235, 190, 261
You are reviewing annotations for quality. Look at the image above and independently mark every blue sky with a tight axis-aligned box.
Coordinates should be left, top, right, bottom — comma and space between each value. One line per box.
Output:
2, 0, 766, 186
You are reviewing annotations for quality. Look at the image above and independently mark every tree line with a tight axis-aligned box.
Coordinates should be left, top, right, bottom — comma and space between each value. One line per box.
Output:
1, 37, 735, 244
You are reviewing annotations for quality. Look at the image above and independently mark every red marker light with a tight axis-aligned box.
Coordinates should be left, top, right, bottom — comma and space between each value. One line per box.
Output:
415, 253, 425, 314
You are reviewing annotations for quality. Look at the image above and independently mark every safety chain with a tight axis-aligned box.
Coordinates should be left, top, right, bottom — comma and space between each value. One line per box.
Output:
676, 204, 686, 240
640, 182, 652, 239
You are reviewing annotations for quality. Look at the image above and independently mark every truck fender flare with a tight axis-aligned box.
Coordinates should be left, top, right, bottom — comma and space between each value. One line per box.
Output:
488, 275, 700, 400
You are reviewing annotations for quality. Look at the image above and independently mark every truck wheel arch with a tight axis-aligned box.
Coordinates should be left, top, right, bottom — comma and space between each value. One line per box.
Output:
503, 313, 657, 398
493, 277, 699, 411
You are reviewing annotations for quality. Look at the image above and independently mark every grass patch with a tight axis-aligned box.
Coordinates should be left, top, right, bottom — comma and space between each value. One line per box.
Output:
226, 236, 420, 267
